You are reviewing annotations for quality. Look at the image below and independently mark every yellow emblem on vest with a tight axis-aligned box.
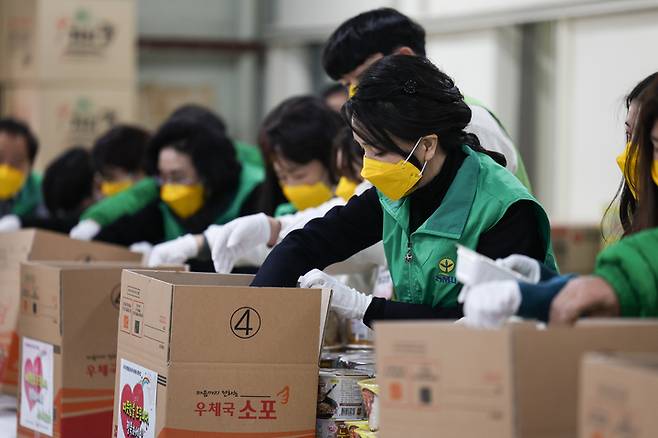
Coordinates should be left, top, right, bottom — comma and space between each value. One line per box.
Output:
438, 258, 455, 274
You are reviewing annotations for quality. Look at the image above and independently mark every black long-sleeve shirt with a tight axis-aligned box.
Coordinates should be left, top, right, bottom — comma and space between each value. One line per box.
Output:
252, 150, 545, 326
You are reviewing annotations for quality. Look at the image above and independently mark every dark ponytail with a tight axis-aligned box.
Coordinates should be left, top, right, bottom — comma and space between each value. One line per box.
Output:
342, 55, 506, 169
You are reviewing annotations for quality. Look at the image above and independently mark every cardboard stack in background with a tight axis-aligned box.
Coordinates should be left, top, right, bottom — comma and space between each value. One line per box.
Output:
0, 229, 141, 396
580, 353, 658, 438
112, 270, 330, 438
16, 262, 184, 438
0, 0, 136, 171
374, 320, 658, 438
550, 225, 603, 274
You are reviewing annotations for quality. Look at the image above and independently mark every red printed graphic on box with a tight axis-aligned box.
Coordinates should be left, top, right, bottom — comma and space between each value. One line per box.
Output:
19, 337, 54, 435
192, 385, 291, 423
117, 359, 157, 438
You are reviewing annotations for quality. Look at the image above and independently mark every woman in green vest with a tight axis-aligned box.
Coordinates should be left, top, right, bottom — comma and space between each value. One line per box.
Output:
252, 55, 556, 326
69, 105, 264, 241
93, 108, 264, 264
147, 96, 351, 268
460, 73, 658, 327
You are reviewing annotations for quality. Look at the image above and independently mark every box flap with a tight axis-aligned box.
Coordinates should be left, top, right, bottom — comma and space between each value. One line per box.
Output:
511, 320, 658, 438
18, 262, 63, 345
127, 270, 253, 287
26, 229, 140, 262
375, 321, 514, 438
115, 270, 174, 375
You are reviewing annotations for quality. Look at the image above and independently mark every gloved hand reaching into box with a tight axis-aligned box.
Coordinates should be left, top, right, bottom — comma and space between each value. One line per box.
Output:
298, 269, 372, 321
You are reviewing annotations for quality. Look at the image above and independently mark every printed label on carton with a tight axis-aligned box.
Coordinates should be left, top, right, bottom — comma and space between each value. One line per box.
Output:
117, 359, 158, 438
19, 337, 54, 435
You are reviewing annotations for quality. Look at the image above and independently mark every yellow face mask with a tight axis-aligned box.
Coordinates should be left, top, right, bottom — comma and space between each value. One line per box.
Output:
160, 183, 205, 219
0, 164, 26, 200
616, 141, 658, 198
348, 84, 358, 98
282, 182, 333, 211
100, 180, 133, 197
335, 177, 359, 201
360, 137, 427, 201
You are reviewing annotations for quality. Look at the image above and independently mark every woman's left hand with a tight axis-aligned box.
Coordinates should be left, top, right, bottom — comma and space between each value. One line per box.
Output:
549, 276, 620, 325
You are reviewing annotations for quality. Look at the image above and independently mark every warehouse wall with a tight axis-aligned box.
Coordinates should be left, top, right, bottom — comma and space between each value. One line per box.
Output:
136, 0, 260, 143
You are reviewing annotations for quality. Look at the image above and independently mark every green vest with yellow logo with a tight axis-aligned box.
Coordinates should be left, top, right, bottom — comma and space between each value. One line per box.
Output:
379, 146, 557, 308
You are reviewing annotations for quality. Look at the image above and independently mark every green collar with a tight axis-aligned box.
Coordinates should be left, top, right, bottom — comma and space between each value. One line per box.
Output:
379, 145, 480, 240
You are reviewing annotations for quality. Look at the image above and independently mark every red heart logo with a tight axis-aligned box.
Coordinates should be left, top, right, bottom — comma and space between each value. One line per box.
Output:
120, 383, 145, 438
23, 356, 43, 411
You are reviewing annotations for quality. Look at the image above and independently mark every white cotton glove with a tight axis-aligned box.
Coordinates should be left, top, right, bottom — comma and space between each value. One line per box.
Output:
205, 213, 272, 273
459, 280, 521, 329
130, 241, 153, 255
495, 254, 541, 284
298, 269, 373, 321
0, 215, 21, 232
69, 219, 101, 240
147, 234, 198, 267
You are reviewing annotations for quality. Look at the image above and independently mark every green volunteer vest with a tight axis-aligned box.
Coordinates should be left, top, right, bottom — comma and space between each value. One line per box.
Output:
463, 95, 532, 191
160, 161, 264, 241
234, 141, 264, 169
379, 145, 557, 308
274, 202, 296, 217
11, 172, 42, 218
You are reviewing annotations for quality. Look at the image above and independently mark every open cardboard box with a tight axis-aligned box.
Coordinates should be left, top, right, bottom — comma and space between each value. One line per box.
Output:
580, 352, 658, 438
0, 230, 140, 395
112, 270, 331, 438
16, 262, 185, 438
375, 319, 658, 438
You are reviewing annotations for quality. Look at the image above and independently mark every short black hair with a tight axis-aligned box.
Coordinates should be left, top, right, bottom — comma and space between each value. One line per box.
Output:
92, 125, 150, 176
146, 106, 240, 200
43, 147, 94, 217
322, 8, 426, 81
0, 117, 39, 164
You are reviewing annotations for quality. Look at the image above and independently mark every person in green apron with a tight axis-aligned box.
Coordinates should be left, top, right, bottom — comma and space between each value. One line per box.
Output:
321, 7, 532, 190
92, 125, 151, 199
0, 117, 45, 232
92, 107, 264, 270
147, 96, 349, 268
252, 55, 556, 327
18, 147, 95, 233
69, 105, 264, 241
460, 73, 658, 327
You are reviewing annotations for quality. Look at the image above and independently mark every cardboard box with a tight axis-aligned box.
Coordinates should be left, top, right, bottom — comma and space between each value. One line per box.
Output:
374, 320, 658, 438
112, 270, 331, 438
0, 0, 135, 84
1, 83, 136, 171
580, 353, 658, 438
0, 229, 140, 395
551, 225, 602, 274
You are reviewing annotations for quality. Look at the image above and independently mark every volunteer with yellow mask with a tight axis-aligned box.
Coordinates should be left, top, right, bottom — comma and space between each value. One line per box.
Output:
147, 96, 375, 269
91, 125, 150, 199
251, 55, 557, 327
93, 111, 264, 263
0, 117, 44, 232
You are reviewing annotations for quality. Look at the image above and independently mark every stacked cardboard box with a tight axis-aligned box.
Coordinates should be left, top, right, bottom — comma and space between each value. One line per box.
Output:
112, 270, 331, 437
580, 352, 658, 438
0, 0, 136, 170
375, 320, 658, 438
0, 229, 141, 396
551, 225, 602, 274
16, 262, 184, 438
